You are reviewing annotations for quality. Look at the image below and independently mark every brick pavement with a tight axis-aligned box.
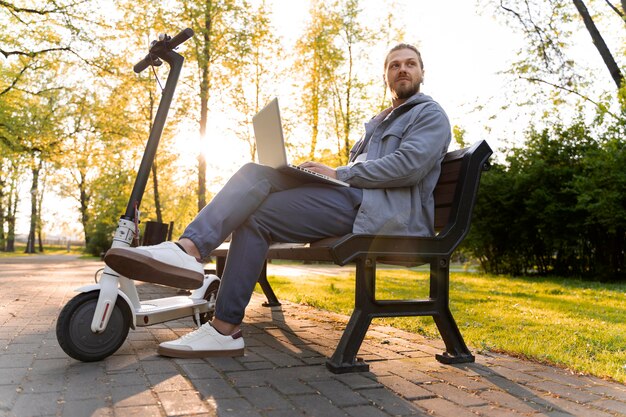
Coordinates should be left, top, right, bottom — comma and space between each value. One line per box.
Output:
1, 255, 625, 417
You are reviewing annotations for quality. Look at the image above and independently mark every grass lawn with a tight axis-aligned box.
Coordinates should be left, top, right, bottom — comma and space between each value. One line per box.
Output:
0, 244, 86, 257
260, 266, 626, 384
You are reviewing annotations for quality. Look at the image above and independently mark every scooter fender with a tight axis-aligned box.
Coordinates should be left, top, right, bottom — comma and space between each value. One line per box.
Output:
190, 274, 220, 300
76, 283, 137, 331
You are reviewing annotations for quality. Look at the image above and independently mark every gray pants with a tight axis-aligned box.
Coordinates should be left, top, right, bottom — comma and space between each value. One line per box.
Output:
181, 163, 363, 324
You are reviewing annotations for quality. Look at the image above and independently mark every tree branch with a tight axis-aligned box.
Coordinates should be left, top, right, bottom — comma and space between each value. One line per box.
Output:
572, 0, 623, 89
604, 0, 625, 19
522, 76, 620, 119
0, 46, 72, 59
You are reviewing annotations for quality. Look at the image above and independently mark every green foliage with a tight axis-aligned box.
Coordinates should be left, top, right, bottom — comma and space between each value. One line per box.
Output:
463, 117, 626, 280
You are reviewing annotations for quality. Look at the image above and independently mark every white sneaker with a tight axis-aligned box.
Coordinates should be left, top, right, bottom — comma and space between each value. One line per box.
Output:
104, 241, 204, 289
158, 323, 245, 358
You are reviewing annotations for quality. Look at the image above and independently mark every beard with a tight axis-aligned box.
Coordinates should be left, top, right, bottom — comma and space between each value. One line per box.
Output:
390, 79, 420, 100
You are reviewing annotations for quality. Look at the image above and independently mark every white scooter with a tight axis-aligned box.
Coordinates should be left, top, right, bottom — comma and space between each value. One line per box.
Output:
56, 28, 220, 362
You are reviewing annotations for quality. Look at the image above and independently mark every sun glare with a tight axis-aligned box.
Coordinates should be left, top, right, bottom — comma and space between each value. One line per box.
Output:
171, 122, 252, 192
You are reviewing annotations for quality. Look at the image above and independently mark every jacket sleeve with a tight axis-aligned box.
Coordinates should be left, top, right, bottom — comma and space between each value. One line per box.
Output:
335, 107, 450, 189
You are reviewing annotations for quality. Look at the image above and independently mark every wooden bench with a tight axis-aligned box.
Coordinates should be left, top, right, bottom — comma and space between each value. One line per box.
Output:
211, 140, 493, 373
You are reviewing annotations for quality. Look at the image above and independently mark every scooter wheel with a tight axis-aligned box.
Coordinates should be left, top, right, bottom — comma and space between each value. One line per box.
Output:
56, 290, 131, 362
193, 280, 220, 325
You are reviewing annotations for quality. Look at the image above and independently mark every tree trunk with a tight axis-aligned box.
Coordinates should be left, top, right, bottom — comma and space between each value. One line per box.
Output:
572, 0, 623, 89
37, 175, 44, 252
0, 160, 5, 251
25, 158, 41, 254
197, 2, 212, 213
78, 170, 90, 245
6, 170, 18, 252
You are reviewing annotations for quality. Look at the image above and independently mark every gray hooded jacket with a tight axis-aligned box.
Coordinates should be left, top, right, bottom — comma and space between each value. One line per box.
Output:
335, 93, 451, 236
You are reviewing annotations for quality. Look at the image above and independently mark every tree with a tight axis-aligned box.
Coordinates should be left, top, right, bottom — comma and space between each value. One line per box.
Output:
178, 0, 251, 212
295, 0, 343, 160
493, 0, 625, 108
229, 0, 282, 162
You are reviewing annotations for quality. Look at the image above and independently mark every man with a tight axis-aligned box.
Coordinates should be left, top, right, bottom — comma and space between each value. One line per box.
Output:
104, 43, 451, 358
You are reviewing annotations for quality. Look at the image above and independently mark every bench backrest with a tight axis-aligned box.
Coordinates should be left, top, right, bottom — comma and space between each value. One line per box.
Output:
433, 140, 492, 237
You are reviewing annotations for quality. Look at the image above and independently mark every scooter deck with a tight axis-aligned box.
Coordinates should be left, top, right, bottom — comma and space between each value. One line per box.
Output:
136, 296, 211, 326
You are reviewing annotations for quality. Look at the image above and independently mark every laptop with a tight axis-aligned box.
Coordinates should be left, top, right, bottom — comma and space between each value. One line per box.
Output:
253, 98, 349, 187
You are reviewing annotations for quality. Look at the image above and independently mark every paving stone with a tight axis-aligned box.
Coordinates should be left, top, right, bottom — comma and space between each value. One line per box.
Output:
108, 371, 149, 387
333, 373, 383, 390
376, 375, 437, 401
528, 379, 602, 403
415, 397, 483, 417
111, 385, 156, 407
179, 361, 223, 379
61, 397, 111, 417
308, 379, 370, 407
205, 356, 247, 372
0, 385, 17, 410
591, 399, 626, 414
478, 389, 546, 414
147, 372, 195, 392
11, 392, 60, 417
194, 378, 241, 399
423, 382, 487, 406
20, 373, 65, 393
539, 395, 617, 417
239, 386, 294, 411
113, 404, 163, 417
0, 353, 34, 368
470, 404, 532, 417
289, 393, 349, 417
358, 388, 423, 416
344, 404, 394, 417
156, 389, 213, 415
0, 367, 27, 385
210, 397, 262, 417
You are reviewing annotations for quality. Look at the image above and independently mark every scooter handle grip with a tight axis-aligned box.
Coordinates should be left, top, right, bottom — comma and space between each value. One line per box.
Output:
168, 28, 194, 49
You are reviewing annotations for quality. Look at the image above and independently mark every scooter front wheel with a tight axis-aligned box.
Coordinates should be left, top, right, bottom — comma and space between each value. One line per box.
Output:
56, 290, 131, 362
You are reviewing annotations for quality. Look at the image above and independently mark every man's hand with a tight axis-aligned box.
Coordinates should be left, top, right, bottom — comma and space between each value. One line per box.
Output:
298, 161, 338, 179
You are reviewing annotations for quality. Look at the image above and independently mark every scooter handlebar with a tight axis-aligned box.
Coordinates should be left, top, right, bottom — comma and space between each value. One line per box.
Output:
133, 28, 194, 73
168, 28, 194, 49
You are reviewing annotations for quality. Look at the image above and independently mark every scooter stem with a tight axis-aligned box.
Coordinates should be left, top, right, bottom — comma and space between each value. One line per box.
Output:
123, 49, 185, 220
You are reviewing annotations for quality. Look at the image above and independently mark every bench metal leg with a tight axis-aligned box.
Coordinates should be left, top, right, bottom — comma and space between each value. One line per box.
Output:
258, 262, 281, 307
431, 258, 475, 364
326, 258, 374, 373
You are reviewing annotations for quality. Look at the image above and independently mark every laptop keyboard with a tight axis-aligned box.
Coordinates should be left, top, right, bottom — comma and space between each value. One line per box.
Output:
290, 164, 333, 180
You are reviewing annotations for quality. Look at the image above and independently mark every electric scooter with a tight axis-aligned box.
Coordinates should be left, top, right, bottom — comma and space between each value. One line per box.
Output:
56, 28, 220, 362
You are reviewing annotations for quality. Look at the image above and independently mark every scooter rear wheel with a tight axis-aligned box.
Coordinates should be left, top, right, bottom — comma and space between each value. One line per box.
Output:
193, 280, 220, 325
56, 290, 131, 362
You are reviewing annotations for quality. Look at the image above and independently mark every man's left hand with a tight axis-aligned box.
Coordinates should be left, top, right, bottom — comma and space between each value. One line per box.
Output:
298, 161, 338, 179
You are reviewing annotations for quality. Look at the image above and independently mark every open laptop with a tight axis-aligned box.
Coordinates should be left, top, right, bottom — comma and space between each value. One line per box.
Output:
253, 98, 349, 187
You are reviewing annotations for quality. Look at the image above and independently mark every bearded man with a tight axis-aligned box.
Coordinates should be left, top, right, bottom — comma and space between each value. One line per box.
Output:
104, 43, 452, 358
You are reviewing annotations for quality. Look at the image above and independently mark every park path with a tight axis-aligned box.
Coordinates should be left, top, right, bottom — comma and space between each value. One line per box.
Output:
0, 255, 625, 417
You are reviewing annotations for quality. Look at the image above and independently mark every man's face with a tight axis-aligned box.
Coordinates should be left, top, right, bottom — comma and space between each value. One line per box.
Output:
384, 48, 424, 102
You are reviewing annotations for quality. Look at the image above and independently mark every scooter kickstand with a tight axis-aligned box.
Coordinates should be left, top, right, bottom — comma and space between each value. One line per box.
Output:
193, 308, 202, 328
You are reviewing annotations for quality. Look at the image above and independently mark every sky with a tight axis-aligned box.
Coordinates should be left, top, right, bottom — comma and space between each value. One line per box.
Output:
19, 0, 609, 238
18, 0, 524, 238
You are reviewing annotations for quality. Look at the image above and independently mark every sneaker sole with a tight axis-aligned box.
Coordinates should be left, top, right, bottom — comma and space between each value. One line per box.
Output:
104, 248, 204, 290
157, 345, 245, 358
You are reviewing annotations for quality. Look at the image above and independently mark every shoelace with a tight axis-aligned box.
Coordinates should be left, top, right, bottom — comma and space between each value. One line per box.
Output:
178, 324, 213, 341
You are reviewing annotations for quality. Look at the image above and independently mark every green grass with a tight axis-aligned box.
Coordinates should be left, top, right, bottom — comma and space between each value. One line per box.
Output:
0, 243, 86, 257
258, 267, 626, 383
